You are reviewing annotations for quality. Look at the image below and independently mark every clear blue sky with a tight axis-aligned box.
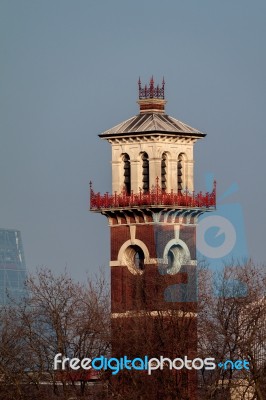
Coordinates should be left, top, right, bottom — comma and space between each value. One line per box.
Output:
1, 1, 266, 281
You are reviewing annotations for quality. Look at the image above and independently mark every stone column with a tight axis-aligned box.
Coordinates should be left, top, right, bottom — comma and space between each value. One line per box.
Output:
149, 158, 162, 188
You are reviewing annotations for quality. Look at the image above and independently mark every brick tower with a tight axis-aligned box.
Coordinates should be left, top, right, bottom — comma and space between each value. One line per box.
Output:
90, 78, 215, 399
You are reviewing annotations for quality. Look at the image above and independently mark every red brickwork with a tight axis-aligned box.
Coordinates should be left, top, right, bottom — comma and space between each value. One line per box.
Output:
110, 216, 198, 399
111, 314, 198, 399
110, 223, 196, 260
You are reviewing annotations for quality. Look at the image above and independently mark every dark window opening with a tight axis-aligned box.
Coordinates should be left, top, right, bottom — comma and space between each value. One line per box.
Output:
123, 154, 131, 194
142, 153, 149, 193
134, 247, 145, 271
178, 154, 183, 193
161, 153, 167, 192
167, 250, 174, 268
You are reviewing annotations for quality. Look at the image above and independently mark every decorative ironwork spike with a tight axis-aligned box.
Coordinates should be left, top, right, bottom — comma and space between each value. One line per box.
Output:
149, 77, 154, 98
138, 77, 142, 99
162, 77, 165, 99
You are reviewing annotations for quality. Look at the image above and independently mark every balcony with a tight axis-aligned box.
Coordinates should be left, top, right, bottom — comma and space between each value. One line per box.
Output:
90, 180, 216, 212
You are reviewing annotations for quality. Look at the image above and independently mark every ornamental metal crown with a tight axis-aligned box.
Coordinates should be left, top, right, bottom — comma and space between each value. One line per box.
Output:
138, 76, 165, 99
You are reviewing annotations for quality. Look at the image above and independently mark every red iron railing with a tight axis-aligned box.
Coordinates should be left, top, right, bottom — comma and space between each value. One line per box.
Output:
90, 180, 216, 211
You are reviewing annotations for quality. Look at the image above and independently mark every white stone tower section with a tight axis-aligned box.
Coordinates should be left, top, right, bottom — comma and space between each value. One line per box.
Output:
99, 77, 204, 196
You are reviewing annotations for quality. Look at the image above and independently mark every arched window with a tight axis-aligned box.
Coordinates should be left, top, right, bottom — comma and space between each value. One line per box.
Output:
123, 154, 131, 194
123, 245, 145, 272
178, 154, 184, 193
161, 153, 167, 192
167, 244, 186, 275
142, 152, 149, 193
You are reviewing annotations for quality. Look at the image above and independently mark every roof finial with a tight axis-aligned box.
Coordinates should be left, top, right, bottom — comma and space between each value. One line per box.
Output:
137, 77, 166, 114
138, 77, 165, 100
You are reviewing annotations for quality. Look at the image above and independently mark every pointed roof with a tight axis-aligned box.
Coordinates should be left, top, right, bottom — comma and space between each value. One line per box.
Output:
99, 113, 205, 139
99, 78, 206, 139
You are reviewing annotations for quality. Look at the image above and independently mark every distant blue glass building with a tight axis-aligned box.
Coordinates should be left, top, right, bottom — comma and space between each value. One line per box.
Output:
0, 229, 27, 305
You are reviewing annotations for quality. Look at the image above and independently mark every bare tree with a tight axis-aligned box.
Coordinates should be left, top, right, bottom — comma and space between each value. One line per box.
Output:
1, 262, 265, 399
0, 268, 110, 400
198, 261, 266, 400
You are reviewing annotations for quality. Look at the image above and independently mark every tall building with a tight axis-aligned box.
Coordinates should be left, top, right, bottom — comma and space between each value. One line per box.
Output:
90, 78, 216, 399
0, 229, 27, 305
